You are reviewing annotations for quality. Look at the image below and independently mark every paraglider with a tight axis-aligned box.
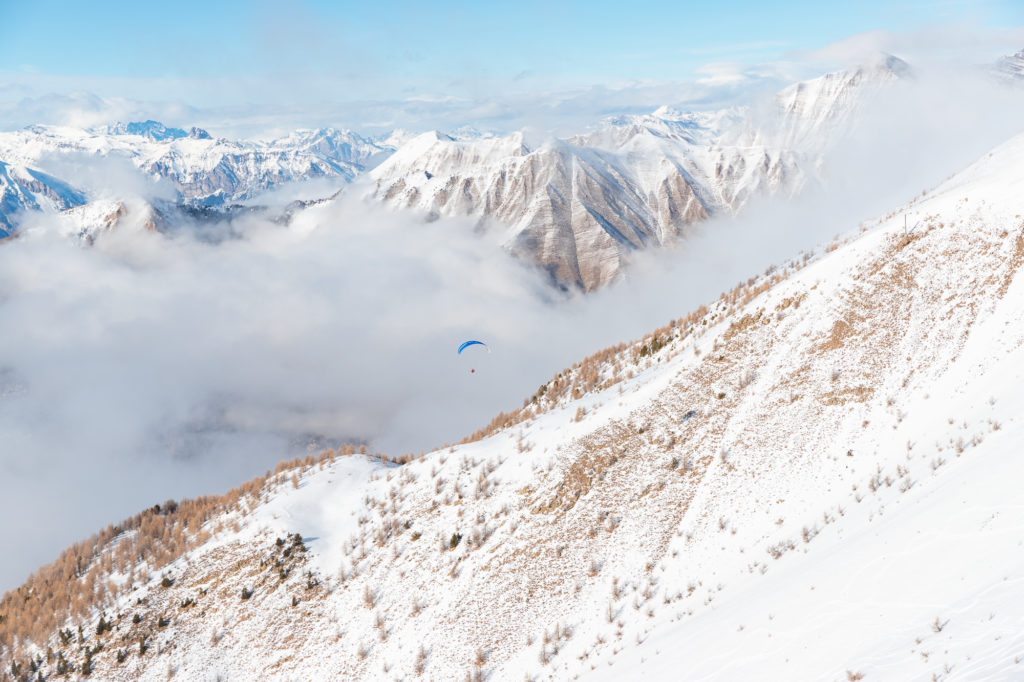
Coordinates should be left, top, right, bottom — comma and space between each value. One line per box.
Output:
458, 340, 489, 374
457, 340, 488, 354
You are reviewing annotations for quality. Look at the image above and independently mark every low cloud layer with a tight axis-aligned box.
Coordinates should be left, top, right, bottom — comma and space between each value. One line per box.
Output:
0, 170, 801, 590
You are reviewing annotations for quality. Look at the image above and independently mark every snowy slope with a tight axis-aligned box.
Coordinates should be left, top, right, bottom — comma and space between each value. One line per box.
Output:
775, 53, 910, 151
0, 160, 87, 237
996, 49, 1024, 81
5, 126, 1024, 680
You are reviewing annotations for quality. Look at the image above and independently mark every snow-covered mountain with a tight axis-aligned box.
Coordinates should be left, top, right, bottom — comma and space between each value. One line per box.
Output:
774, 53, 911, 151
4, 123, 1024, 680
0, 123, 394, 214
368, 57, 910, 291
0, 57, 911, 289
569, 105, 757, 149
0, 160, 87, 237
370, 122, 806, 291
57, 199, 174, 244
104, 120, 213, 141
996, 48, 1024, 81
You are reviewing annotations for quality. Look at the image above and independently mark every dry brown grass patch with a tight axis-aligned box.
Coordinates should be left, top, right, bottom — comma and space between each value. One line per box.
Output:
820, 386, 875, 406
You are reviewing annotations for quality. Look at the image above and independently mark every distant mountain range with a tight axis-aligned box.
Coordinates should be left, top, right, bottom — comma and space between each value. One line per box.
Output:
367, 54, 910, 290
1, 50, 1021, 289
0, 123, 391, 219
104, 120, 213, 141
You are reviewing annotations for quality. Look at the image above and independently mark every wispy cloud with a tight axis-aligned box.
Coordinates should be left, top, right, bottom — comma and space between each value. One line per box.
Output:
785, 24, 1024, 69
0, 76, 773, 138
3, 24, 1020, 139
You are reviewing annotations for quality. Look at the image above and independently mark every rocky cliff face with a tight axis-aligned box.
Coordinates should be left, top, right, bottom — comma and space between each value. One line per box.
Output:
370, 121, 805, 291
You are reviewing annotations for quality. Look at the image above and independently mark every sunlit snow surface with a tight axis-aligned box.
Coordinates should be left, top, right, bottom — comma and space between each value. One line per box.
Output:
55, 130, 1024, 681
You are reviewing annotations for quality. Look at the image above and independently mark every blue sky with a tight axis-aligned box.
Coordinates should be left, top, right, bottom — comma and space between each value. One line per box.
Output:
1, 0, 1022, 134
3, 0, 1020, 81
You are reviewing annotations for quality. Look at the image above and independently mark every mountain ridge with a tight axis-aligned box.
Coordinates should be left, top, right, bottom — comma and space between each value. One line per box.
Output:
0, 159, 88, 237
0, 123, 394, 211
0, 55, 912, 290
367, 56, 914, 290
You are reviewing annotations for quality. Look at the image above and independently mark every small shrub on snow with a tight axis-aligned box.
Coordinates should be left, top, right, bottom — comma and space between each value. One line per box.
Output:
362, 585, 376, 609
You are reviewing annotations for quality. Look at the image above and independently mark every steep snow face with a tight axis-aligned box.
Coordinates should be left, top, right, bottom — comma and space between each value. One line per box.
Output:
0, 160, 87, 237
371, 121, 807, 291
20, 129, 1024, 681
368, 58, 912, 292
774, 53, 911, 151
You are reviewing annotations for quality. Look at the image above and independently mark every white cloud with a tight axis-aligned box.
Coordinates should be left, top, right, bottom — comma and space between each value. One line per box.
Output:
788, 30, 899, 68
0, 184, 571, 589
787, 25, 1024, 71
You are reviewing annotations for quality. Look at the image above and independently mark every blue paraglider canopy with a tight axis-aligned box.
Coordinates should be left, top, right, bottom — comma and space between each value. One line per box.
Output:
457, 340, 489, 354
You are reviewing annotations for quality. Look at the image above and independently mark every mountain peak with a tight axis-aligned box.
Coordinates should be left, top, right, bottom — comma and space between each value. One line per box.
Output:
651, 105, 687, 120
869, 52, 912, 79
996, 48, 1024, 80
105, 120, 212, 141
773, 53, 911, 151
